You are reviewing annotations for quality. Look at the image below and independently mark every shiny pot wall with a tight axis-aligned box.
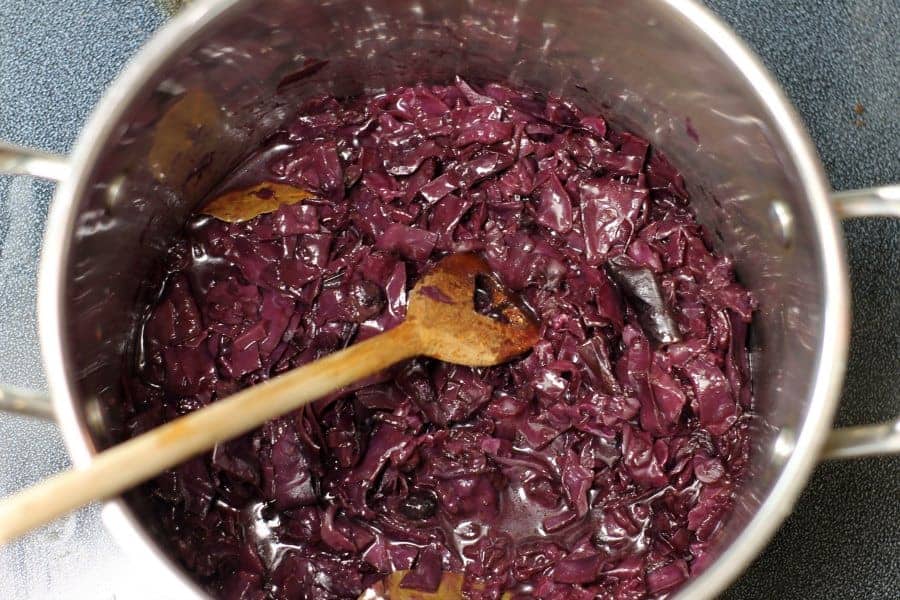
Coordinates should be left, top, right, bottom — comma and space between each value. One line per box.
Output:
0, 0, 897, 598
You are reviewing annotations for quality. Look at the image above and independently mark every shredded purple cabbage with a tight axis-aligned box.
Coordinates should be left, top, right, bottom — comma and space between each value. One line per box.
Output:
124, 79, 755, 600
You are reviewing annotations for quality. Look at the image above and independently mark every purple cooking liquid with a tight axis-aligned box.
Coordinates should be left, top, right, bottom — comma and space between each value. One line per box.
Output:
124, 79, 755, 600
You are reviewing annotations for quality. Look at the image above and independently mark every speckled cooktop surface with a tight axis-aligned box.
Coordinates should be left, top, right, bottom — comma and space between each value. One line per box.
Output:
0, 1, 896, 598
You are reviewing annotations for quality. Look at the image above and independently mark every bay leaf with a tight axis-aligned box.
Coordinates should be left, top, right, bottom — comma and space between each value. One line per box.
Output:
200, 182, 316, 223
148, 89, 222, 187
361, 571, 511, 600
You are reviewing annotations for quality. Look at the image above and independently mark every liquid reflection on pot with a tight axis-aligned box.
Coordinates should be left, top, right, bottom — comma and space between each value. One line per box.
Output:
49, 1, 843, 598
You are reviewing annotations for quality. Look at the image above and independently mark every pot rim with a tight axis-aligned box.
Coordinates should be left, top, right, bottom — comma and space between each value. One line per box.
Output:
36, 0, 850, 598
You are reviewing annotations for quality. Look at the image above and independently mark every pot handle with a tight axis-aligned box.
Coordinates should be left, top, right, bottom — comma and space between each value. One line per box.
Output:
0, 142, 70, 421
821, 184, 900, 460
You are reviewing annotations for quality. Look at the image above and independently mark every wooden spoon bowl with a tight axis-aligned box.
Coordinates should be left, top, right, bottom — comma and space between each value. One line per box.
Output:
409, 252, 539, 365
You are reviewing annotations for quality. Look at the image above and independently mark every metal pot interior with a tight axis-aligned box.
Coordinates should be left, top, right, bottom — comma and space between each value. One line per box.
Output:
50, 0, 840, 596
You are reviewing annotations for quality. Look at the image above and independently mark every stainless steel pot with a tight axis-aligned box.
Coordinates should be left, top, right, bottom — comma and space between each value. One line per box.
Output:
0, 0, 897, 597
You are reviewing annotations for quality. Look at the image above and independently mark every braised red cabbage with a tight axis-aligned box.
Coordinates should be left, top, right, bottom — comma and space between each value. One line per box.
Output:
123, 78, 755, 600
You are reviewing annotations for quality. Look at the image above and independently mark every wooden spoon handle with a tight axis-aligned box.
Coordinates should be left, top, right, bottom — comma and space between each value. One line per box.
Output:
0, 322, 421, 543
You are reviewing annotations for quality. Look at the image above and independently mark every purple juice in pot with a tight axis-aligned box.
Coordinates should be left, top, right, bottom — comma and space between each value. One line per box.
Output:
123, 78, 755, 600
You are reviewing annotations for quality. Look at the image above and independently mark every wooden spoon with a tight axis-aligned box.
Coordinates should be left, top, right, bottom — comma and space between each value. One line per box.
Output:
0, 253, 539, 543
